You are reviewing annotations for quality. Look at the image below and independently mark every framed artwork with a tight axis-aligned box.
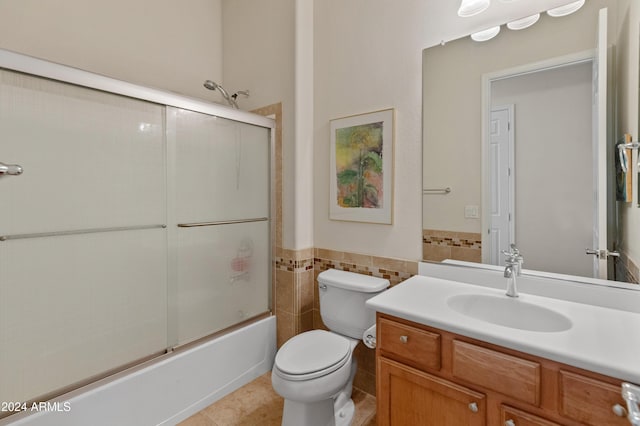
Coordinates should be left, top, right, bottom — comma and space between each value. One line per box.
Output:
329, 108, 394, 224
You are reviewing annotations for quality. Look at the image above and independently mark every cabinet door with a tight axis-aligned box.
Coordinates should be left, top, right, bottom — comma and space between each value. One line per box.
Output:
501, 405, 560, 426
378, 357, 485, 426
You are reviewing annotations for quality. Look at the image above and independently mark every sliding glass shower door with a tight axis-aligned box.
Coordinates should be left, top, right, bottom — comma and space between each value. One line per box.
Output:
0, 66, 272, 407
169, 108, 271, 346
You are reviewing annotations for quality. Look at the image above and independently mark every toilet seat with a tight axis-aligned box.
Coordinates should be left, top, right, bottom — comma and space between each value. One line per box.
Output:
274, 330, 351, 381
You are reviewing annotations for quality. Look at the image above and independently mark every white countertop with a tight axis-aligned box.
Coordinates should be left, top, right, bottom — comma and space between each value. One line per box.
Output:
366, 275, 640, 384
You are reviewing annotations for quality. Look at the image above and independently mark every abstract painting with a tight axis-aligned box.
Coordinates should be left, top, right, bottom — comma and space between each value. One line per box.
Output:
329, 109, 394, 224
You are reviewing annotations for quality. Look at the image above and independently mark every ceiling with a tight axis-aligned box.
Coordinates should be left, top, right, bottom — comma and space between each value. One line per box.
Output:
423, 0, 587, 47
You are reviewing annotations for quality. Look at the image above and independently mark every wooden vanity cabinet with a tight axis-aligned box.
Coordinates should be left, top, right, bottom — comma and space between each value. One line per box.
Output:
376, 313, 628, 426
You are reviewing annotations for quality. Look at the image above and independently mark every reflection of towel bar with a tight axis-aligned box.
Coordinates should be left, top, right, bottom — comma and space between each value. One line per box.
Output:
178, 217, 268, 227
423, 187, 451, 194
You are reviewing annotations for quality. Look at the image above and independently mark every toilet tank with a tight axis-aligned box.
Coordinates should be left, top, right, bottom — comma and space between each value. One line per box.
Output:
318, 269, 390, 339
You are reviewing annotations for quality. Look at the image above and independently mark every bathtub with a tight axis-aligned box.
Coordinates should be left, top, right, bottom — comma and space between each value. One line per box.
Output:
1, 316, 277, 426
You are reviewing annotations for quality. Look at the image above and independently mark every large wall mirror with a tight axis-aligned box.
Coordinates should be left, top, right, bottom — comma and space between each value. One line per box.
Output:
422, 0, 640, 285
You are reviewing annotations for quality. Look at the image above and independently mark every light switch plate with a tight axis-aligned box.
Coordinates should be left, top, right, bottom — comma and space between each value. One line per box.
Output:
465, 205, 479, 219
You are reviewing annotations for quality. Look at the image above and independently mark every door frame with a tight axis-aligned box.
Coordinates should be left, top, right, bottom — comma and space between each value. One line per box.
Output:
480, 49, 595, 265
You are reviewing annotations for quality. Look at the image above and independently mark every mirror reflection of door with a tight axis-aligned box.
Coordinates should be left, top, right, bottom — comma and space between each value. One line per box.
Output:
486, 61, 594, 278
489, 105, 514, 265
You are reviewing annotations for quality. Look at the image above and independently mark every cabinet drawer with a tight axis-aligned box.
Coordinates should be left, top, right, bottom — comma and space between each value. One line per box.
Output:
501, 405, 560, 426
378, 317, 441, 371
559, 370, 627, 425
452, 340, 540, 405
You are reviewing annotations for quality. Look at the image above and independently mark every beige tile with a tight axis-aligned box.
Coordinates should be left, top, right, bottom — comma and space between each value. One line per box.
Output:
361, 413, 377, 426
316, 248, 344, 262
343, 252, 373, 267
178, 412, 218, 426
423, 244, 451, 262
313, 309, 328, 331
279, 248, 296, 262
276, 312, 295, 348
452, 231, 482, 241
423, 229, 452, 238
294, 247, 314, 260
202, 373, 283, 426
182, 371, 376, 426
451, 246, 482, 263
372, 256, 408, 273
406, 261, 419, 276
296, 270, 314, 313
352, 388, 377, 426
299, 310, 314, 334
354, 370, 376, 396
353, 344, 376, 376
313, 276, 320, 310
275, 270, 294, 315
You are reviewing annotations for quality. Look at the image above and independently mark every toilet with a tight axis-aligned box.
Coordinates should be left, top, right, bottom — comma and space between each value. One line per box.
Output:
271, 269, 390, 426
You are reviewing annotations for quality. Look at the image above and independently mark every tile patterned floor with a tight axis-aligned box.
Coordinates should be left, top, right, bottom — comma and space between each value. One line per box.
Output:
178, 372, 376, 426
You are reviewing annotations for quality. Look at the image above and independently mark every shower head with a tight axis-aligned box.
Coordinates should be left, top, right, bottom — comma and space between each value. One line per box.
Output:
203, 79, 238, 109
203, 80, 219, 91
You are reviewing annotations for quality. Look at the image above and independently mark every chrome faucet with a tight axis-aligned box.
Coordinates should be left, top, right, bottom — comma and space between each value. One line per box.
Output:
502, 244, 523, 298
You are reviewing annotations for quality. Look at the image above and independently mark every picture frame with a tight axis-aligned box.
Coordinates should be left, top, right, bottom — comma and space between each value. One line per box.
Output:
329, 108, 394, 224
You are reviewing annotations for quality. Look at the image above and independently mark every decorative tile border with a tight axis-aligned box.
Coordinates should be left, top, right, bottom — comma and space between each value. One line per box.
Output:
423, 229, 481, 249
314, 248, 418, 287
275, 256, 314, 273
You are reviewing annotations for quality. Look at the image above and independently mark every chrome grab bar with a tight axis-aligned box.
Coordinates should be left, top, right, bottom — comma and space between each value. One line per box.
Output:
0, 161, 23, 176
177, 217, 268, 227
0, 224, 166, 241
623, 382, 640, 425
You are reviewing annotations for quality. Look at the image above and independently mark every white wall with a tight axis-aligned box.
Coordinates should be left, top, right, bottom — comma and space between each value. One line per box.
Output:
221, 0, 301, 249
313, 0, 430, 260
492, 62, 593, 277
0, 0, 223, 100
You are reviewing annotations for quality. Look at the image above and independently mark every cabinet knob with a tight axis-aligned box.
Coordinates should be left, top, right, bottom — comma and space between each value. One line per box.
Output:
399, 335, 408, 344
505, 420, 516, 426
612, 403, 627, 417
468, 402, 478, 413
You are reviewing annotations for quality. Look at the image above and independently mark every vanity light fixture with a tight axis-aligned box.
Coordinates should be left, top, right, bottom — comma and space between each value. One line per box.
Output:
547, 0, 585, 17
471, 26, 501, 42
506, 13, 540, 30
458, 0, 491, 18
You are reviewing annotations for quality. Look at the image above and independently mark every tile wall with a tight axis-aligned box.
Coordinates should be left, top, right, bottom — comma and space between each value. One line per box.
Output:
422, 229, 482, 263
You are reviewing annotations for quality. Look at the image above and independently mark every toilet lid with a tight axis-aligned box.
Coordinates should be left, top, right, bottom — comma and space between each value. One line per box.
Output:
275, 330, 350, 378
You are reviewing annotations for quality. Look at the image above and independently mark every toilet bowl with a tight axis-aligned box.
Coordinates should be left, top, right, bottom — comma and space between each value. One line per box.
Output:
271, 269, 389, 426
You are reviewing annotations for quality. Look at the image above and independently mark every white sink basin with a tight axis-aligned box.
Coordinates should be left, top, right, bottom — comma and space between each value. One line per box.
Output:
447, 294, 572, 332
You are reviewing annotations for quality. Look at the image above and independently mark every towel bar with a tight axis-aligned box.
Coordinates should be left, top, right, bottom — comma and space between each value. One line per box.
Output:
423, 187, 451, 194
0, 224, 166, 241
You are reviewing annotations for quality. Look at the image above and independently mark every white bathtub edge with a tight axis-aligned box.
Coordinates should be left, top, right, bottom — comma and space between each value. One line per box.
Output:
2, 316, 277, 426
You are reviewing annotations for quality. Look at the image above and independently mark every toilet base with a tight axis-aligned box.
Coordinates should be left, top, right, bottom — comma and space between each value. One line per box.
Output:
334, 399, 354, 426
279, 358, 358, 426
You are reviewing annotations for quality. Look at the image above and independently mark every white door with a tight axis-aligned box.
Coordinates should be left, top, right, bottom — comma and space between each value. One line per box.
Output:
489, 106, 514, 265
592, 7, 609, 279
